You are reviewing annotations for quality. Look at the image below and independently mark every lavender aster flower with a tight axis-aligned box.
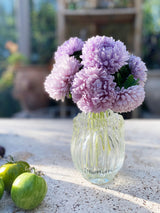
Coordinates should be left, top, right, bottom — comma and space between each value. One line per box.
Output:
44, 35, 147, 114
71, 67, 116, 113
54, 37, 84, 61
129, 55, 147, 87
81, 36, 129, 74
44, 55, 80, 101
113, 85, 145, 113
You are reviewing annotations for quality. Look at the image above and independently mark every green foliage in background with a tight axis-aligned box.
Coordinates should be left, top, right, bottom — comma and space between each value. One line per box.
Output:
7, 52, 27, 66
31, 0, 57, 64
0, 1, 20, 117
0, 53, 27, 92
0, 2, 17, 67
142, 0, 160, 69
0, 67, 14, 91
143, 0, 160, 36
0, 87, 20, 117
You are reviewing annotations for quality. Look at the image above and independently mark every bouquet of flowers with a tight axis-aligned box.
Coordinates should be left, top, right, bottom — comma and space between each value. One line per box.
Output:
44, 36, 147, 184
44, 36, 147, 114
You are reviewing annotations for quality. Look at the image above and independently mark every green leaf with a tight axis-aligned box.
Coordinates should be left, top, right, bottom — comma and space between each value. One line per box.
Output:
114, 64, 131, 88
70, 50, 82, 62
117, 72, 122, 87
114, 65, 139, 89
68, 93, 72, 99
124, 75, 139, 89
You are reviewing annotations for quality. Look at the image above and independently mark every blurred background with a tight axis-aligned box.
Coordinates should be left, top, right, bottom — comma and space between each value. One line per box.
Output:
0, 0, 159, 119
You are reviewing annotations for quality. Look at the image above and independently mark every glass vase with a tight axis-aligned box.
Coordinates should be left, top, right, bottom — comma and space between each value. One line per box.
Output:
71, 109, 125, 185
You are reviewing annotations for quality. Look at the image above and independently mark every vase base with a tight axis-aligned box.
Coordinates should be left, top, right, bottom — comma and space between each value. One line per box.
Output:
86, 177, 112, 185
82, 170, 118, 185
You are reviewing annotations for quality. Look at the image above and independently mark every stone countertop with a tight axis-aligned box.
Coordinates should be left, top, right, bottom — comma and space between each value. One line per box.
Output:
0, 119, 159, 213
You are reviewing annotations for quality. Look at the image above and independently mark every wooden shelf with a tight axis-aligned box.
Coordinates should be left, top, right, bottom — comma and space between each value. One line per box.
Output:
58, 0, 142, 54
63, 8, 137, 16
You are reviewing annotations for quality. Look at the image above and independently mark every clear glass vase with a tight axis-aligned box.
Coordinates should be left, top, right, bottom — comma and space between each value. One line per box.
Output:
71, 110, 125, 185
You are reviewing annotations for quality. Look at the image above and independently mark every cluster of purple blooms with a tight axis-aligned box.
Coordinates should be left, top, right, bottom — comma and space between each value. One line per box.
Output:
44, 36, 147, 113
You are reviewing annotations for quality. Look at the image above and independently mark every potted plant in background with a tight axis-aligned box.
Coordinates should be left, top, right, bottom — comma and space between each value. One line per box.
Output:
13, 63, 50, 112
0, 41, 50, 113
44, 36, 147, 185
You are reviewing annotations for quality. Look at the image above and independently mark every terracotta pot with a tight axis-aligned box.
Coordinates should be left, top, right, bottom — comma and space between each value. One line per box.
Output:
13, 65, 50, 111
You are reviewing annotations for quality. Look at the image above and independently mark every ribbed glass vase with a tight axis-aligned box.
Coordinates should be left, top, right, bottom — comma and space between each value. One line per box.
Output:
71, 110, 125, 185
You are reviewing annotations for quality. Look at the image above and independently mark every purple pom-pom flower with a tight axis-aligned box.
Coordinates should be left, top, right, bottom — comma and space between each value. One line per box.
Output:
54, 37, 84, 61
44, 55, 80, 101
81, 36, 129, 74
71, 67, 116, 113
129, 55, 147, 87
45, 35, 147, 114
113, 85, 145, 113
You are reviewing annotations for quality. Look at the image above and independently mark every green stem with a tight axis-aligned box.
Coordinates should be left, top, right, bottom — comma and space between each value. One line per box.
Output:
87, 111, 112, 170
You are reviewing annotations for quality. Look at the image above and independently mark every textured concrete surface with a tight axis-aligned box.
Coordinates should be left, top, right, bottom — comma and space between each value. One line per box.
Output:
0, 119, 160, 213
